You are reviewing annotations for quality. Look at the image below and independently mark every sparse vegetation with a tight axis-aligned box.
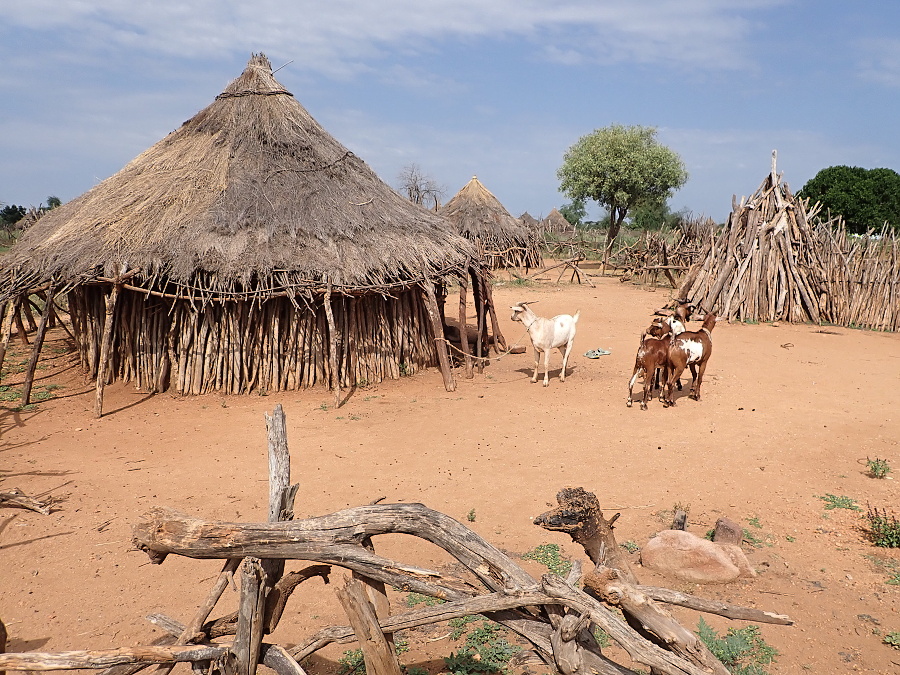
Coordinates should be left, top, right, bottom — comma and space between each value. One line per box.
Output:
817, 494, 861, 511
865, 506, 900, 548
620, 540, 640, 554
406, 592, 445, 607
885, 631, 900, 649
467, 508, 477, 522
522, 543, 572, 577
696, 618, 778, 674
866, 457, 891, 479
445, 620, 520, 675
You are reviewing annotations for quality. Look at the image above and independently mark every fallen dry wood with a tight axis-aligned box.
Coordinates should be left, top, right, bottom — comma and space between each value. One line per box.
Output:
0, 646, 229, 671
636, 586, 793, 625
0, 489, 52, 515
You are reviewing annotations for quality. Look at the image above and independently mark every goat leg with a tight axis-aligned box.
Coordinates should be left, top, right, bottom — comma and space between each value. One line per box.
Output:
559, 341, 573, 383
626, 367, 641, 407
531, 347, 541, 383
543, 348, 551, 387
690, 362, 708, 401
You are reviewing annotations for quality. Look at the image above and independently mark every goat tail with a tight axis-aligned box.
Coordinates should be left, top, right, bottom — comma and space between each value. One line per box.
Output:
573, 310, 581, 323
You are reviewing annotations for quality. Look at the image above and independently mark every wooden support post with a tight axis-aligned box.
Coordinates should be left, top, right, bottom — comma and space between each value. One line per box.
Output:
456, 275, 473, 378
263, 404, 299, 619
22, 287, 56, 405
229, 558, 267, 675
95, 282, 121, 418
336, 576, 403, 675
13, 306, 29, 346
323, 284, 341, 408
0, 298, 18, 382
422, 280, 455, 392
469, 270, 485, 373
481, 272, 507, 352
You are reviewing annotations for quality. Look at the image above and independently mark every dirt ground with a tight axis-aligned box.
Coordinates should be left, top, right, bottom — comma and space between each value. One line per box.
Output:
2, 273, 899, 674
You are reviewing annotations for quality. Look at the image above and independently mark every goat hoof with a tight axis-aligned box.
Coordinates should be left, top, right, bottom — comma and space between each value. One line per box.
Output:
626, 400, 633, 407
640, 403, 647, 411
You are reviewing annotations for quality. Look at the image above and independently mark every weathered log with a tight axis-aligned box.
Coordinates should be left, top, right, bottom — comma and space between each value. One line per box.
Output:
228, 558, 267, 675
541, 575, 709, 675
533, 487, 638, 585
336, 576, 402, 675
133, 503, 532, 593
0, 645, 229, 671
422, 279, 456, 391
635, 587, 792, 625
583, 568, 729, 675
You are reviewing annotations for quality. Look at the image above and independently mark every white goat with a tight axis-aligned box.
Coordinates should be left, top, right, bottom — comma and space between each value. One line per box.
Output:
510, 301, 580, 386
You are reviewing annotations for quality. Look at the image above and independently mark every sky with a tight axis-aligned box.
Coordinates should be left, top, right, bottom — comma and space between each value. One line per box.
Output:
2, 1, 899, 224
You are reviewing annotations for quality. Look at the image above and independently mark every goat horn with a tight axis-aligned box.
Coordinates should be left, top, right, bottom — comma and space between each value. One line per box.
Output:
518, 299, 539, 305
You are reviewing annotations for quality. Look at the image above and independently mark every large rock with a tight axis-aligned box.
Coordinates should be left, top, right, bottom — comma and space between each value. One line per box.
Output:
640, 530, 756, 584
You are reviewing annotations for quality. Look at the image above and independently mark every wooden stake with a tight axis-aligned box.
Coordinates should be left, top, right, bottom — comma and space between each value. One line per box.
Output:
335, 576, 403, 675
229, 558, 267, 675
456, 275, 473, 378
22, 287, 56, 405
422, 279, 455, 392
323, 284, 341, 407
95, 282, 121, 418
0, 298, 18, 383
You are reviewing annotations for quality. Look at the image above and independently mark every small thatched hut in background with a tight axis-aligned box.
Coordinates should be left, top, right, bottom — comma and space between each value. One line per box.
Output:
439, 177, 543, 269
541, 208, 574, 235
0, 54, 503, 413
519, 211, 540, 230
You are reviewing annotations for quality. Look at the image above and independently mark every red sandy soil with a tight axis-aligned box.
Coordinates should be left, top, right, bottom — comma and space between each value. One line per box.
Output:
1, 274, 899, 674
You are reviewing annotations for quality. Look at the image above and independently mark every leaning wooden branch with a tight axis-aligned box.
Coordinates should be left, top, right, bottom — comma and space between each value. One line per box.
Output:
0, 646, 229, 671
0, 489, 52, 515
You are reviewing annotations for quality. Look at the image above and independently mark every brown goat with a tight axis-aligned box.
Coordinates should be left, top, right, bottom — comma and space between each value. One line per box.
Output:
626, 317, 673, 410
663, 312, 717, 407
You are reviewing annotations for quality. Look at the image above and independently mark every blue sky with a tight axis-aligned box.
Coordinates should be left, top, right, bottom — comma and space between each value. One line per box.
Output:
2, 1, 898, 223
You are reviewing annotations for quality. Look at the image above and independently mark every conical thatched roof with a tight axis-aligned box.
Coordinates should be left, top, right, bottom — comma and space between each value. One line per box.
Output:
1, 54, 476, 300
439, 176, 542, 268
519, 211, 539, 228
542, 208, 572, 234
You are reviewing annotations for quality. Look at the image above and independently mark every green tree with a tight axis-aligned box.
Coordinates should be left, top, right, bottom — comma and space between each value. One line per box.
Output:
46, 195, 62, 209
557, 124, 688, 259
559, 198, 587, 227
798, 166, 900, 234
0, 204, 26, 225
629, 198, 685, 231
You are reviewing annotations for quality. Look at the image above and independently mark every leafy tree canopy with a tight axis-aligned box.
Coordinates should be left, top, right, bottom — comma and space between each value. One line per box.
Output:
559, 199, 587, 227
798, 165, 900, 234
628, 198, 686, 231
0, 204, 26, 225
557, 124, 687, 256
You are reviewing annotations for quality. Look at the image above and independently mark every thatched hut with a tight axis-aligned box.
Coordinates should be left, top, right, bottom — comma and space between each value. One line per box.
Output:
0, 54, 502, 413
439, 177, 543, 269
519, 211, 540, 229
541, 208, 573, 235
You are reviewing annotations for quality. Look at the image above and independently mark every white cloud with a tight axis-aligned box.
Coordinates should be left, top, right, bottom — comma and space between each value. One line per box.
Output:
1, 1, 784, 76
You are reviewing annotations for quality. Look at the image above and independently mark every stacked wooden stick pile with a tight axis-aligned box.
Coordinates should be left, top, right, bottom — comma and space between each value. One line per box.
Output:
679, 155, 900, 330
0, 407, 792, 675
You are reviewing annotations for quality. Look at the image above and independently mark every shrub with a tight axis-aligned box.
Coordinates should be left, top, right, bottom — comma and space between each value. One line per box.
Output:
696, 618, 778, 674
865, 506, 900, 548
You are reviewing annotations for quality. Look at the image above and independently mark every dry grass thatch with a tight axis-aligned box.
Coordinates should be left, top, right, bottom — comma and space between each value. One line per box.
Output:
439, 177, 542, 269
541, 208, 573, 235
0, 54, 501, 404
1, 53, 477, 300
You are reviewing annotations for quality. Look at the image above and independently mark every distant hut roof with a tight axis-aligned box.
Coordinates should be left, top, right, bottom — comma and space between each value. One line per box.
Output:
2, 53, 476, 301
542, 208, 572, 233
439, 176, 542, 268
519, 211, 539, 228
